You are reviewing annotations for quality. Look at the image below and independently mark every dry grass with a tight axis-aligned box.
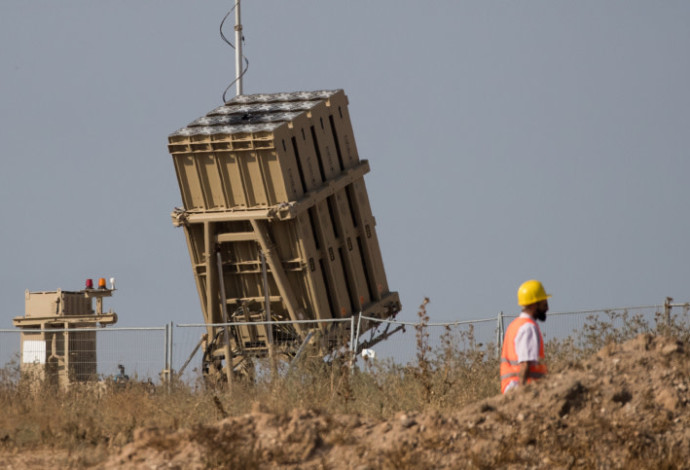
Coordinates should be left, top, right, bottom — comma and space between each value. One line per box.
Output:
0, 299, 687, 467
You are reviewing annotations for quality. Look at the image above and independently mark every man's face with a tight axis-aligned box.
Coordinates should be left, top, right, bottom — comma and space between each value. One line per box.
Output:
535, 300, 549, 322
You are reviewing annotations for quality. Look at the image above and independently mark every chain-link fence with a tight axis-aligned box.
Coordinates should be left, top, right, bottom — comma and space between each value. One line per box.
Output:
2, 299, 688, 385
352, 315, 498, 366
356, 300, 690, 366
0, 327, 167, 383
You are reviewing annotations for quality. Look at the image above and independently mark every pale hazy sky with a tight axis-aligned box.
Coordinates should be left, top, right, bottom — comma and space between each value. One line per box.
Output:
2, 2, 689, 336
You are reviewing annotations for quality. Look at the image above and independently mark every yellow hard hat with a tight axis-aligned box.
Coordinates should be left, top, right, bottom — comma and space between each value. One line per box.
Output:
517, 280, 551, 306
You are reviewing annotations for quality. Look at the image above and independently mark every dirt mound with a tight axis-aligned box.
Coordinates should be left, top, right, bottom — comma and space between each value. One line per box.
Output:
103, 334, 690, 469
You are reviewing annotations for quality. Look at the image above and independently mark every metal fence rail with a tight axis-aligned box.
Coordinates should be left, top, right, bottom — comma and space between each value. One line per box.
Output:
357, 301, 690, 364
1, 299, 687, 384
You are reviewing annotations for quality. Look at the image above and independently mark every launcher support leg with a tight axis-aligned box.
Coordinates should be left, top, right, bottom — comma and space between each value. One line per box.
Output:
205, 221, 233, 388
216, 251, 234, 389
260, 250, 278, 377
251, 220, 306, 336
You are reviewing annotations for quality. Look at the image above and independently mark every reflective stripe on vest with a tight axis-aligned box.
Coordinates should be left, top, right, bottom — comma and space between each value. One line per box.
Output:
500, 316, 547, 394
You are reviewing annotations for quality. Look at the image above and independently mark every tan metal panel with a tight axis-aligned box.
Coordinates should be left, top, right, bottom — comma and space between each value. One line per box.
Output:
313, 199, 353, 316
307, 104, 341, 180
273, 128, 305, 201
196, 153, 226, 210
292, 212, 334, 320
174, 154, 206, 211
332, 188, 373, 307
287, 118, 322, 192
240, 151, 269, 207
185, 223, 205, 266
348, 179, 390, 297
24, 291, 59, 317
24, 291, 92, 317
256, 150, 287, 204
321, 193, 368, 312
216, 152, 248, 208
325, 91, 360, 170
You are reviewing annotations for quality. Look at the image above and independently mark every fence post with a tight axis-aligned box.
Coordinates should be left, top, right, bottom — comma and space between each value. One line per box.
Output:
169, 321, 174, 388
349, 312, 362, 372
496, 311, 504, 360
355, 312, 363, 354
349, 315, 355, 353
664, 297, 673, 330
163, 323, 170, 390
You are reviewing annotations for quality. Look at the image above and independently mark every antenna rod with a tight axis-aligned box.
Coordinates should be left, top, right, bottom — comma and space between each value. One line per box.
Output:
234, 0, 243, 96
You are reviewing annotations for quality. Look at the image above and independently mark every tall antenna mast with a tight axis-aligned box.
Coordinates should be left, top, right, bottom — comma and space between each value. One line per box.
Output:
234, 0, 243, 96
220, 0, 248, 102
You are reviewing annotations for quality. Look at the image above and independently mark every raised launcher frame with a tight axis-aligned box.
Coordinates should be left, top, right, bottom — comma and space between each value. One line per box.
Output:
168, 90, 401, 380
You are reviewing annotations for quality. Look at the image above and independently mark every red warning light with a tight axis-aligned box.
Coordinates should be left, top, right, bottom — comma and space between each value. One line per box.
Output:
85, 278, 94, 289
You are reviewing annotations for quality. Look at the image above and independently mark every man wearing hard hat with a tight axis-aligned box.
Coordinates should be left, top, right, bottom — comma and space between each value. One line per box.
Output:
500, 280, 551, 394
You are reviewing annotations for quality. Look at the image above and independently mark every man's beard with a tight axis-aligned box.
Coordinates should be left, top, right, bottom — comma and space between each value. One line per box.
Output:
535, 308, 547, 322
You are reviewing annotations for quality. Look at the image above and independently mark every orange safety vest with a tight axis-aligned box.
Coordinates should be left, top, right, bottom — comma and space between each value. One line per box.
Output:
500, 316, 547, 394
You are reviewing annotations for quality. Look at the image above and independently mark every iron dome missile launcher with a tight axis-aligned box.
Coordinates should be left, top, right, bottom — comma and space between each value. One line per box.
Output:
168, 89, 400, 380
